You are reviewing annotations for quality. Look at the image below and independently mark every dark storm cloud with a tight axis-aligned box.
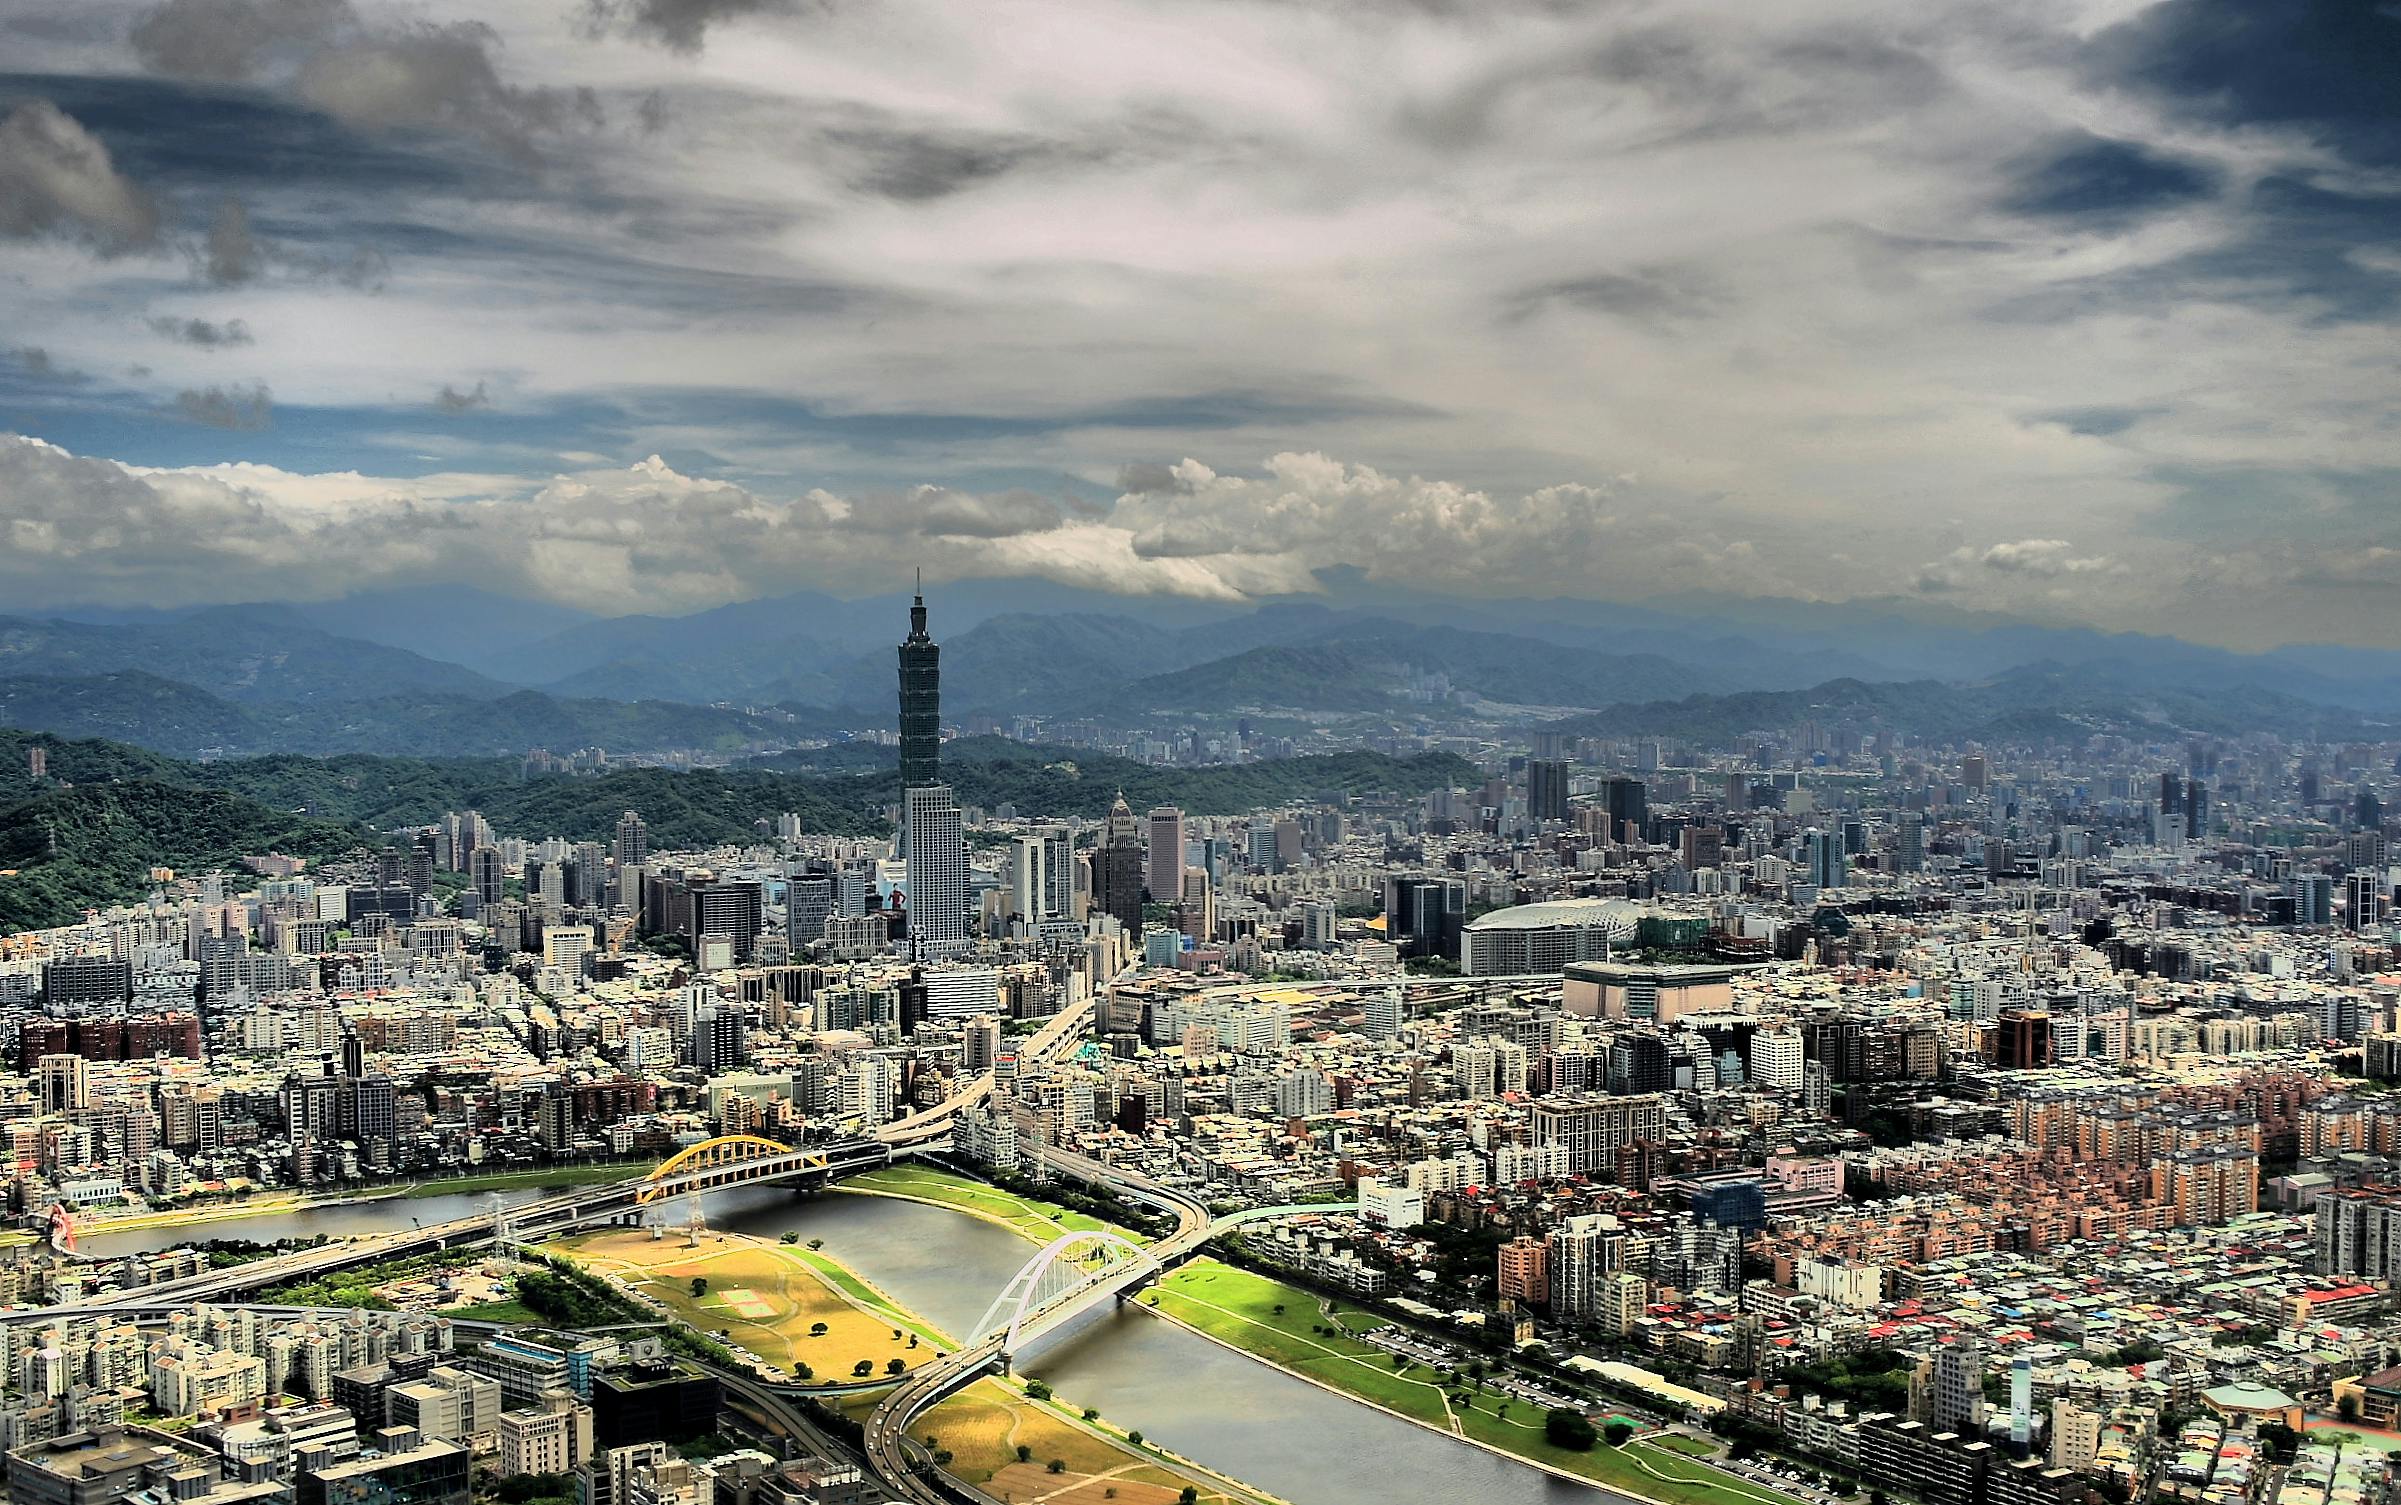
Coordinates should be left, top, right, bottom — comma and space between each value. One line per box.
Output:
1515, 267, 1722, 326
129, 0, 348, 83
1114, 462, 1194, 497
435, 380, 490, 413
2093, 0, 2401, 167
129, 0, 585, 159
838, 130, 1046, 202
582, 0, 808, 54
0, 99, 160, 250
2033, 407, 2151, 439
2002, 134, 2218, 225
148, 315, 254, 348
7, 347, 91, 384
174, 382, 274, 429
203, 196, 263, 284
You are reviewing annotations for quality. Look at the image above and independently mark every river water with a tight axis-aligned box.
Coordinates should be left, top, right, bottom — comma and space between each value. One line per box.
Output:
86, 1184, 1600, 1505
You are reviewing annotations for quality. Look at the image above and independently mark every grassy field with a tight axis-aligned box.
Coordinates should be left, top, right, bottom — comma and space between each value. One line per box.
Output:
441, 1298, 544, 1325
552, 1230, 933, 1381
919, 1378, 1256, 1505
1150, 1259, 1795, 1505
839, 1163, 1143, 1245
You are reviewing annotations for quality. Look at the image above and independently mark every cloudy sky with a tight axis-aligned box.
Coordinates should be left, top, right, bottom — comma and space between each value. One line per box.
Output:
2, 0, 2397, 646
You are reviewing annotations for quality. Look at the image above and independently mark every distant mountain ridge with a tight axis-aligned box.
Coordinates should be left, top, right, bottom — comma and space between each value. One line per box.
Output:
0, 671, 812, 758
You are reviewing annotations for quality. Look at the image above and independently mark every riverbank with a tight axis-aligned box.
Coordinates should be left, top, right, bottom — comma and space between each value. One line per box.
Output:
834, 1162, 1149, 1246
1144, 1257, 1797, 1505
554, 1194, 1263, 1505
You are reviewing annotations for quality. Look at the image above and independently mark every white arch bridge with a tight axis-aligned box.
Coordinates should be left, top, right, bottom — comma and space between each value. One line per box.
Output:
862, 1153, 1211, 1503
968, 1229, 1157, 1363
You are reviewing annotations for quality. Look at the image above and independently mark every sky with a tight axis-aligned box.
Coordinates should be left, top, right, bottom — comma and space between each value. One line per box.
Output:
1, 0, 2398, 647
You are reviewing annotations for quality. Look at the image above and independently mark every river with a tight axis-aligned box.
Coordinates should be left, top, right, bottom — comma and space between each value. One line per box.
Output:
86, 1184, 1600, 1505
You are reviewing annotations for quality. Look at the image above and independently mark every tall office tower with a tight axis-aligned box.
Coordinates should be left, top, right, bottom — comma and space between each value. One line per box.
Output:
1601, 777, 1648, 843
1962, 753, 1989, 792
897, 586, 942, 791
787, 872, 835, 947
1039, 825, 1075, 920
1804, 827, 1846, 890
2290, 872, 2335, 927
1146, 805, 1185, 899
1527, 759, 1570, 823
2158, 770, 2185, 816
2185, 779, 2211, 839
1385, 875, 1465, 961
2349, 870, 2386, 932
1091, 794, 1146, 935
903, 783, 967, 960
612, 810, 648, 870
1897, 813, 1926, 873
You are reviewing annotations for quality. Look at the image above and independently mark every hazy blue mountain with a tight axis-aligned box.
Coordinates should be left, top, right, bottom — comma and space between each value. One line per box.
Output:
0, 672, 813, 758
1541, 662, 2394, 744
0, 611, 512, 703
1114, 623, 1730, 715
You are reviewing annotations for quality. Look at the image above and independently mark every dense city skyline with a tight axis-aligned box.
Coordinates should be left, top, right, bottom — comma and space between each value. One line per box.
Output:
4, 3, 2401, 645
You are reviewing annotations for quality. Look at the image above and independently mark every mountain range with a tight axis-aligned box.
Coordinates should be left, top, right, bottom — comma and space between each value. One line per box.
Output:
0, 579, 2392, 760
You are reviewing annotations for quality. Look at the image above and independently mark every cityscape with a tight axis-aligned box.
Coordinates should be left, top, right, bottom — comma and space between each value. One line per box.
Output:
3, 6, 2401, 1505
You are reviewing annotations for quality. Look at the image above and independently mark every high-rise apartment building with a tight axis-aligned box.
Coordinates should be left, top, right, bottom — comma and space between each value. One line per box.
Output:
612, 811, 648, 871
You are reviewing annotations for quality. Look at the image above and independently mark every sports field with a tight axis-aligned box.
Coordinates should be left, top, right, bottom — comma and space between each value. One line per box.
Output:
552, 1229, 936, 1381
919, 1378, 1258, 1505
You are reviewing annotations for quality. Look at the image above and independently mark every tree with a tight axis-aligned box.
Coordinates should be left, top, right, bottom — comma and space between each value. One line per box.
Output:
808, 1238, 824, 1250
1546, 1409, 1597, 1451
1025, 1381, 1053, 1401
2340, 1394, 2361, 1424
1272, 1303, 1285, 1316
886, 1358, 906, 1375
852, 1360, 873, 1377
1016, 1446, 1032, 1463
793, 1362, 812, 1381
1180, 1490, 1199, 1505
780, 1231, 799, 1244
1128, 1431, 1143, 1446
1082, 1407, 1099, 1421
1604, 1420, 1635, 1448
809, 1322, 828, 1336
1047, 1460, 1066, 1475
689, 1277, 708, 1298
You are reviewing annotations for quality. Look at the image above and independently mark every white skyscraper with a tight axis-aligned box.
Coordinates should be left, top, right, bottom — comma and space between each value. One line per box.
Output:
904, 782, 968, 960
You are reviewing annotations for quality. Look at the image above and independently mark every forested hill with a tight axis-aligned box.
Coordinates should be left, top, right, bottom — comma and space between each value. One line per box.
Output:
0, 730, 1476, 930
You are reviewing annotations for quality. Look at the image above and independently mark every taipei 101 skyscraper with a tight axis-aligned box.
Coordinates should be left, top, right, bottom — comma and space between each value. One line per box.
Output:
897, 577, 941, 789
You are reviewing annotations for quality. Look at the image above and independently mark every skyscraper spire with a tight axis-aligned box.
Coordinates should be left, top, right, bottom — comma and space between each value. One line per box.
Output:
898, 581, 940, 789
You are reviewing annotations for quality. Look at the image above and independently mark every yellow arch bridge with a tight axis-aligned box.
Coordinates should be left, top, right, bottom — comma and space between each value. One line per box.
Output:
635, 1135, 867, 1205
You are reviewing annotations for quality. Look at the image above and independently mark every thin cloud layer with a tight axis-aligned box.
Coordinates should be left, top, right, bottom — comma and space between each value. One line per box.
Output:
0, 0, 2396, 644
